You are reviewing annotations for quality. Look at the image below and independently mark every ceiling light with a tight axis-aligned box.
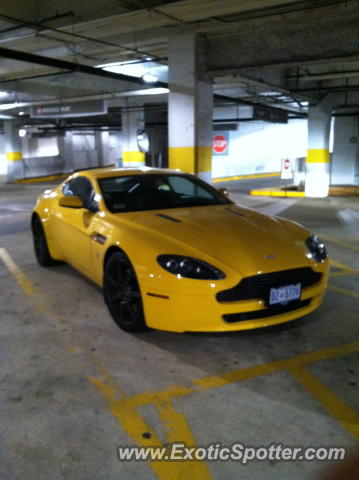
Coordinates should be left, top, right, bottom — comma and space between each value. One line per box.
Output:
142, 73, 158, 84
0, 91, 8, 98
18, 111, 26, 116
18, 128, 26, 137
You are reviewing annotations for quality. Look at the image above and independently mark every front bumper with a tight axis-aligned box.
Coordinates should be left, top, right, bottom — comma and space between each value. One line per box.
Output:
141, 264, 329, 333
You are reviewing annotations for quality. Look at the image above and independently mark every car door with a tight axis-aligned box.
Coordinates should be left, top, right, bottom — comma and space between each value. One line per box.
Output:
55, 176, 99, 275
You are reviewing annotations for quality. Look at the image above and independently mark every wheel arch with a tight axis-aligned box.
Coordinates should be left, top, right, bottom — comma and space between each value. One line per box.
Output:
103, 245, 127, 269
31, 211, 41, 227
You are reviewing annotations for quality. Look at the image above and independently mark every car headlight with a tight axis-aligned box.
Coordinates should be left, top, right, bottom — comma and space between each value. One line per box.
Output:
306, 235, 327, 262
157, 255, 226, 280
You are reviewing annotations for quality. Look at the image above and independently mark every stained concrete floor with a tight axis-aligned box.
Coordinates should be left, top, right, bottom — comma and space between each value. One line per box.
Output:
0, 180, 358, 480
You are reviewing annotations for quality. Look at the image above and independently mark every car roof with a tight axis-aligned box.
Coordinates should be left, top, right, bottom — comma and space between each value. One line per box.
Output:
72, 166, 183, 180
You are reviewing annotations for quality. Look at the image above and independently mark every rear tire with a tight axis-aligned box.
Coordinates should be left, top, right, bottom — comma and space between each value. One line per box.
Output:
103, 252, 148, 333
32, 215, 57, 267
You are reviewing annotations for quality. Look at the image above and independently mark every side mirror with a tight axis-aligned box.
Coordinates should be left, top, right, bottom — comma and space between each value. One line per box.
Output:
217, 187, 229, 198
59, 195, 84, 209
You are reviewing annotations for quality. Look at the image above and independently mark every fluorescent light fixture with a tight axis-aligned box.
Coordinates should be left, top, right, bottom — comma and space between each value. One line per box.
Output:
116, 87, 168, 96
0, 102, 27, 111
97, 59, 140, 68
18, 128, 26, 137
0, 91, 8, 98
142, 73, 158, 83
261, 91, 280, 96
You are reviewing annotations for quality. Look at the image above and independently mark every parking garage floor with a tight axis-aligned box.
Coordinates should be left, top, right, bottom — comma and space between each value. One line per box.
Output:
0, 182, 358, 480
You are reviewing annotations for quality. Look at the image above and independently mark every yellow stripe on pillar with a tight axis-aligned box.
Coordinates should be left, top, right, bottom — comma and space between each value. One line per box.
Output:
306, 149, 330, 164
6, 152, 22, 162
169, 146, 212, 174
122, 151, 145, 164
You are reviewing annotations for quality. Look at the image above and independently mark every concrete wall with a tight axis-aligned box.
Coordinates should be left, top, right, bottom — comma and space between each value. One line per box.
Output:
331, 116, 359, 185
211, 118, 308, 179
0, 130, 123, 180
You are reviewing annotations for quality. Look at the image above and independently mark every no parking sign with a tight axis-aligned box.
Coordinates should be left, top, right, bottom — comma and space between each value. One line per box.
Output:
281, 158, 293, 179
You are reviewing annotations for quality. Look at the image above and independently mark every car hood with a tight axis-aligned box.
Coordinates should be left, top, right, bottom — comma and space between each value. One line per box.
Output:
112, 204, 311, 276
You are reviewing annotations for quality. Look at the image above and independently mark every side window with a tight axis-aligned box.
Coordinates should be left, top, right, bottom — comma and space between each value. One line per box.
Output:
62, 180, 74, 196
167, 175, 212, 199
62, 177, 98, 211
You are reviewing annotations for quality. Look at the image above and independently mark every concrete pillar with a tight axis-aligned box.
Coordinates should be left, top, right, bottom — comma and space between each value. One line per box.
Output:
331, 116, 359, 185
4, 121, 24, 181
95, 130, 110, 167
121, 107, 145, 167
305, 98, 332, 197
57, 131, 74, 172
168, 30, 213, 182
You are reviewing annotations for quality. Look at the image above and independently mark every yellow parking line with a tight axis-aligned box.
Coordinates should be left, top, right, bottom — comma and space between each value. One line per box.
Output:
290, 366, 359, 442
0, 248, 209, 479
328, 284, 359, 300
322, 236, 359, 252
0, 247, 126, 393
0, 248, 36, 296
329, 259, 359, 278
89, 377, 212, 479
123, 340, 359, 408
212, 172, 280, 183
330, 271, 359, 278
2, 246, 359, 468
329, 259, 356, 271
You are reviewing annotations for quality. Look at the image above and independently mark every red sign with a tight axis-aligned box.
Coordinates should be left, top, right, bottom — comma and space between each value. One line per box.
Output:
212, 134, 228, 154
281, 158, 293, 179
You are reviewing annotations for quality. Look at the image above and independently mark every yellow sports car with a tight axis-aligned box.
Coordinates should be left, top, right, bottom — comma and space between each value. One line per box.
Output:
32, 167, 329, 333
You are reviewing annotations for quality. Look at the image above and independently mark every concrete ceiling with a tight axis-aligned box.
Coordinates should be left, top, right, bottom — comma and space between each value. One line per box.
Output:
1, 0, 359, 122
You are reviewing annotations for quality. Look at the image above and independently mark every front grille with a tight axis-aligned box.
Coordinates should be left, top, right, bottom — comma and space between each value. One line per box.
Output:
223, 298, 312, 323
217, 267, 322, 303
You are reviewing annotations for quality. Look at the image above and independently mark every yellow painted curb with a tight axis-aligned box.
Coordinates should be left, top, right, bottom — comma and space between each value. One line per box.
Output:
212, 172, 280, 183
14, 173, 68, 184
250, 188, 305, 198
329, 185, 359, 196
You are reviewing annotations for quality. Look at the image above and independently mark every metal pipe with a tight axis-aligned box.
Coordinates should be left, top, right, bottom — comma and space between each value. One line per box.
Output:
287, 70, 359, 82
0, 46, 168, 89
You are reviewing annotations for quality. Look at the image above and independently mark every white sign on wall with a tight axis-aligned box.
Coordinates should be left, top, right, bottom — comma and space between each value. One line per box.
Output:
281, 158, 293, 180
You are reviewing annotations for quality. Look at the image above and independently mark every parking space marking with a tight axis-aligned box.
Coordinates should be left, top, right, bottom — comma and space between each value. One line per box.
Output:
89, 377, 212, 479
329, 259, 358, 272
0, 247, 127, 395
0, 247, 36, 296
289, 366, 359, 442
0, 247, 211, 479
329, 259, 359, 278
328, 284, 359, 300
322, 235, 359, 253
330, 271, 359, 278
2, 246, 358, 474
120, 339, 359, 414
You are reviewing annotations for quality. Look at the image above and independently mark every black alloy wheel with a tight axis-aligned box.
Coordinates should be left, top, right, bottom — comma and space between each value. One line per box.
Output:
32, 215, 57, 267
103, 252, 147, 333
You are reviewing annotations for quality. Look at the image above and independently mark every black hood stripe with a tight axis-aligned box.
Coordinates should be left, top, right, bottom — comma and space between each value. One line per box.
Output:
226, 208, 245, 217
155, 213, 182, 223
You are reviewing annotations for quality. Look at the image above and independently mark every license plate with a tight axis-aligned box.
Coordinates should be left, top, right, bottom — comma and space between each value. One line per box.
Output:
269, 283, 301, 305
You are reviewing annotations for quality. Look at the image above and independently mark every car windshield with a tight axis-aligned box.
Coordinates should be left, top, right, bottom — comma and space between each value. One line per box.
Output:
98, 174, 231, 213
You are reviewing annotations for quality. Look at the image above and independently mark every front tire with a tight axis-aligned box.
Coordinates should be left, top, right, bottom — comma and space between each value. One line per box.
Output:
32, 215, 57, 267
103, 252, 148, 333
